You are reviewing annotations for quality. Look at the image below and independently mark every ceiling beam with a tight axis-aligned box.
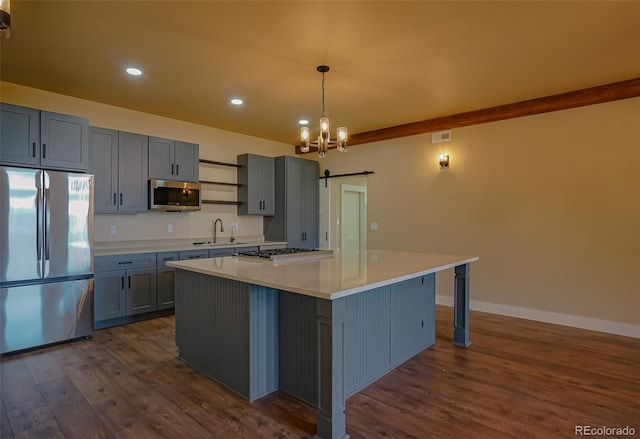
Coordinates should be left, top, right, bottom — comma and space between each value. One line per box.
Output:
295, 77, 640, 154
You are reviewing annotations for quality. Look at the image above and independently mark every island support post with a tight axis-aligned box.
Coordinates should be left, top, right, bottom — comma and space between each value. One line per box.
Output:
315, 297, 349, 439
453, 263, 471, 347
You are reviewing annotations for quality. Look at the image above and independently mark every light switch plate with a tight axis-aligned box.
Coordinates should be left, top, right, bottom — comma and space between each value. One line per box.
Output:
370, 222, 378, 231
232, 223, 239, 231
168, 224, 173, 233
109, 224, 117, 235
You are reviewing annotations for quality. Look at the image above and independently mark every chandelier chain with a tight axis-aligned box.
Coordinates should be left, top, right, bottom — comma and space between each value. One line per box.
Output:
321, 72, 326, 118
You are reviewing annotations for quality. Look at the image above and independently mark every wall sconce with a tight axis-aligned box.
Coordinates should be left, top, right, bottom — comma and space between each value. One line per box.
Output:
439, 154, 450, 169
0, 0, 10, 39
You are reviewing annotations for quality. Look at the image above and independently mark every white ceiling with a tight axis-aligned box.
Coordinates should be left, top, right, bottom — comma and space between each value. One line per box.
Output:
1, 1, 639, 146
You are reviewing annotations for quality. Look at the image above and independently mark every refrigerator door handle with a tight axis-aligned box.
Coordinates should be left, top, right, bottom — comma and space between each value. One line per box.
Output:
36, 179, 43, 263
44, 186, 51, 262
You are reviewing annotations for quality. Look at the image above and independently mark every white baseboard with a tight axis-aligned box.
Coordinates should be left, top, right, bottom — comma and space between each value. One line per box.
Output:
435, 295, 640, 339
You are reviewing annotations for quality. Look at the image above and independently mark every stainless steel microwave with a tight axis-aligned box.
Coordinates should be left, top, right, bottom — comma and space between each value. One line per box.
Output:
149, 179, 202, 211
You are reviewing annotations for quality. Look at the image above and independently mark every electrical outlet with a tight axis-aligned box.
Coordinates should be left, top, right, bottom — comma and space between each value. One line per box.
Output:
109, 224, 117, 235
167, 224, 173, 233
232, 223, 239, 231
370, 222, 378, 231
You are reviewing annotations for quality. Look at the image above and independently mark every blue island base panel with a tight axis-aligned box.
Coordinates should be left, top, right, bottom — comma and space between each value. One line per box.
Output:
174, 271, 279, 402
174, 269, 438, 439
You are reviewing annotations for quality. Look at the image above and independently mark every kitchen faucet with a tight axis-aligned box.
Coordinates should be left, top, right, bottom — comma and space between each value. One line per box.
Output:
213, 218, 224, 244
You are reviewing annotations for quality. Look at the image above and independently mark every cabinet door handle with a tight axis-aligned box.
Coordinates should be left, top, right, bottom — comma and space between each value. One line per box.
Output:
171, 163, 174, 175
32, 142, 37, 157
176, 164, 179, 175
113, 193, 117, 206
42, 143, 46, 158
118, 261, 133, 265
120, 193, 123, 205
128, 276, 131, 289
121, 276, 125, 290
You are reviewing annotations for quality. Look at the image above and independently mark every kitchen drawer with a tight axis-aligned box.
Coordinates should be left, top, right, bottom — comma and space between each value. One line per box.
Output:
95, 253, 156, 272
157, 251, 179, 266
237, 245, 259, 253
179, 249, 209, 260
208, 248, 236, 258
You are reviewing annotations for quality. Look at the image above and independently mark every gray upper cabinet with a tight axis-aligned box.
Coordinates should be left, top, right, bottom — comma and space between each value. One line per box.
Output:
0, 104, 39, 167
0, 103, 89, 171
89, 127, 119, 212
89, 127, 148, 213
118, 132, 149, 212
264, 156, 319, 249
237, 153, 275, 215
148, 136, 199, 182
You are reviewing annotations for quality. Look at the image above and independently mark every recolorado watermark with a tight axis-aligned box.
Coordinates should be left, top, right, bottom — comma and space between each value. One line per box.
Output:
575, 425, 636, 436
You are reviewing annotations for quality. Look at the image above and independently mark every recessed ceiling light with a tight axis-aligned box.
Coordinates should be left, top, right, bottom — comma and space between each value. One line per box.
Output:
230, 98, 243, 105
126, 67, 142, 76
298, 119, 309, 125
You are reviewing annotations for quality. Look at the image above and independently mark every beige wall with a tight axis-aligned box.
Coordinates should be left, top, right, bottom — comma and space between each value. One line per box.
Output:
3, 81, 638, 330
322, 98, 640, 328
0, 81, 294, 242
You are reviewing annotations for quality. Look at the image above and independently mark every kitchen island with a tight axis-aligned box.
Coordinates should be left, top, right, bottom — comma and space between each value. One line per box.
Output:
167, 248, 478, 439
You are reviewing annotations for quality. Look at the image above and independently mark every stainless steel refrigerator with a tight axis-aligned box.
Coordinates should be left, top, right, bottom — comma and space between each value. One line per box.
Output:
1, 166, 94, 354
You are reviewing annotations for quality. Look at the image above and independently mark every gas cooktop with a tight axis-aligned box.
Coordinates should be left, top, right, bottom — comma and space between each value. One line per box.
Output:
237, 248, 334, 262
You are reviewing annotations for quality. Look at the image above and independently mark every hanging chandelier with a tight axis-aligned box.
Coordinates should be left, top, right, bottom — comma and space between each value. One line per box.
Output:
300, 65, 347, 158
0, 0, 10, 39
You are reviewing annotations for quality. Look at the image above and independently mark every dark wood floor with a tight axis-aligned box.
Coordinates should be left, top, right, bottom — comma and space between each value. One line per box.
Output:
1, 306, 638, 439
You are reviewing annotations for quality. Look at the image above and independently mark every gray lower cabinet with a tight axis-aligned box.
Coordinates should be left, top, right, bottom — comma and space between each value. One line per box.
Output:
94, 269, 126, 321
264, 156, 319, 249
126, 267, 158, 315
237, 153, 275, 215
1, 103, 89, 171
94, 253, 157, 322
157, 251, 179, 310
149, 137, 199, 182
89, 127, 148, 213
179, 249, 209, 260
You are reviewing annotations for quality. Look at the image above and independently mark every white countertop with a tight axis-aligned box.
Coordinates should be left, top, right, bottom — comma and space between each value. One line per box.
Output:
94, 238, 287, 256
167, 248, 479, 300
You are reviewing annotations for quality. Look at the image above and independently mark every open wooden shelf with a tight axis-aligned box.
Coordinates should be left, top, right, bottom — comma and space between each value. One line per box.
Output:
202, 199, 241, 205
200, 180, 241, 187
199, 159, 241, 168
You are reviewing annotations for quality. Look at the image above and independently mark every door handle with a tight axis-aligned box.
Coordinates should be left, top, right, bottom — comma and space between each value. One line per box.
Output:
128, 276, 131, 289
32, 142, 37, 158
113, 193, 117, 206
42, 143, 46, 158
120, 193, 123, 205
176, 164, 179, 175
121, 276, 125, 290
